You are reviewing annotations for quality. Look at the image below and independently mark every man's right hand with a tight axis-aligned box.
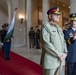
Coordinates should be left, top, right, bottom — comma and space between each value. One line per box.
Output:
60, 53, 67, 61
73, 32, 76, 40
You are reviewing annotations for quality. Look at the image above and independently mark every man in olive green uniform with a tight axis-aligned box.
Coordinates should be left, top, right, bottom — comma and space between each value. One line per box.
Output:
40, 6, 67, 75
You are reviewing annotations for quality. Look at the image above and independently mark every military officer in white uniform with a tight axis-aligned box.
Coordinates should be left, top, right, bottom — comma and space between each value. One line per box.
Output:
40, 6, 67, 75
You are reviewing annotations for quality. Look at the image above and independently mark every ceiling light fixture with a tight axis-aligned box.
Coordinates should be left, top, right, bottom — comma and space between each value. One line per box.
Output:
63, 4, 65, 6
57, 3, 59, 4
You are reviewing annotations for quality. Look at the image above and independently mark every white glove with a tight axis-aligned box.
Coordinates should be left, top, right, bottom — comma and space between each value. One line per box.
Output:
0, 43, 3, 46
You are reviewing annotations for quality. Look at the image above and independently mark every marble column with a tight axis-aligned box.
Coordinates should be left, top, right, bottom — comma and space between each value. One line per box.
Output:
26, 0, 32, 47
70, 0, 76, 13
6, 0, 11, 24
42, 0, 50, 24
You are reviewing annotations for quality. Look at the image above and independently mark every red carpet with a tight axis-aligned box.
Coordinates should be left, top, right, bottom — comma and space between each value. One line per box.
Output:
0, 49, 43, 75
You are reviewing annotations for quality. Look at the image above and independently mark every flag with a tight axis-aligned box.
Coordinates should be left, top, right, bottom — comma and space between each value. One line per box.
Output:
4, 11, 16, 42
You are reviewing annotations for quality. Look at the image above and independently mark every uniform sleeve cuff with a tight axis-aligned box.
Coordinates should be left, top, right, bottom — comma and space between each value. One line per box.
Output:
58, 52, 63, 59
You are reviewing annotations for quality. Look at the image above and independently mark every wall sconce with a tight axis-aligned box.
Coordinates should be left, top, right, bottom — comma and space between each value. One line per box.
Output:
20, 18, 24, 24
19, 15, 24, 24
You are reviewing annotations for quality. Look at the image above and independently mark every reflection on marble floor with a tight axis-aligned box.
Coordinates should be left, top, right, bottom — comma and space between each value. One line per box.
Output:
11, 47, 42, 64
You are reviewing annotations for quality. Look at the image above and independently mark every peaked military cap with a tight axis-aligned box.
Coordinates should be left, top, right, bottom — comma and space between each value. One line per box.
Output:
69, 13, 76, 20
4, 23, 9, 27
47, 6, 61, 15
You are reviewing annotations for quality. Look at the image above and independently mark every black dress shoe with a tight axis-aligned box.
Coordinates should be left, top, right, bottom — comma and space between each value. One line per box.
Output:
36, 47, 40, 49
5, 58, 11, 60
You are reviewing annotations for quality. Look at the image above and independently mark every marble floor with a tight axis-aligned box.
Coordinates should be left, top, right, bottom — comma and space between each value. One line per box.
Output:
11, 46, 42, 64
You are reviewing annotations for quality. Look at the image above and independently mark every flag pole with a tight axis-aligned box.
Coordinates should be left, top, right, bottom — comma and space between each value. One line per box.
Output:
12, 8, 17, 48
4, 8, 17, 42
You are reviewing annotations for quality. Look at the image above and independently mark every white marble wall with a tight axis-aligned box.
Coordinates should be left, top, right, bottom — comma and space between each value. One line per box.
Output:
70, 0, 76, 13
42, 0, 50, 24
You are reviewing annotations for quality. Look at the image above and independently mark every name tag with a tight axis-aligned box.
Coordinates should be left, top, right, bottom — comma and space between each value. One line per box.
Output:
52, 30, 56, 32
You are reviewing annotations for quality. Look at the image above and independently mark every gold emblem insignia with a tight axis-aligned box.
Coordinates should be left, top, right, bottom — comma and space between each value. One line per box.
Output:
57, 7, 59, 11
73, 14, 75, 17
